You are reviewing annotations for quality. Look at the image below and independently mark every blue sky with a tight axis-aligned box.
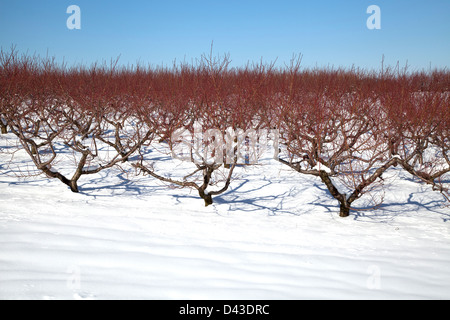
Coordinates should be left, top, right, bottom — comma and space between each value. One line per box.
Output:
1, 0, 449, 70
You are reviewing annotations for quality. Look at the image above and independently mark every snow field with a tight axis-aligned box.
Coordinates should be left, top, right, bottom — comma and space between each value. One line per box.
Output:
0, 134, 450, 300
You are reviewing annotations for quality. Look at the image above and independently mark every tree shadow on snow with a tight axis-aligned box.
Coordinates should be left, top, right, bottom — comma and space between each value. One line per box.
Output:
78, 170, 167, 200
3, 159, 448, 223
204, 176, 315, 217
349, 189, 450, 223
284, 180, 450, 223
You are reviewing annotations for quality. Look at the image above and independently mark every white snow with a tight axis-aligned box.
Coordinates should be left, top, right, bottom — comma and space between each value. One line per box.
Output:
83, 165, 100, 172
312, 163, 332, 174
1, 133, 450, 300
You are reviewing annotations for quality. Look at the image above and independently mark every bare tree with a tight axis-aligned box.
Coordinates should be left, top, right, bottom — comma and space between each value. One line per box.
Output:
133, 53, 273, 206
277, 69, 399, 217
2, 54, 153, 193
382, 83, 450, 203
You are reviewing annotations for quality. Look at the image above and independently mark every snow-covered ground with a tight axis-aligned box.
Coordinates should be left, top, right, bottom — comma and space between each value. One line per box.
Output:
1, 133, 449, 300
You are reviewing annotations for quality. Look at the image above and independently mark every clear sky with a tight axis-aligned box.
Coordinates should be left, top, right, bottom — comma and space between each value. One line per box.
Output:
0, 0, 449, 70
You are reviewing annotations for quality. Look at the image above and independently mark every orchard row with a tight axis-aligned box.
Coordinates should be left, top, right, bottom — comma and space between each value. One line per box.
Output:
1, 49, 449, 216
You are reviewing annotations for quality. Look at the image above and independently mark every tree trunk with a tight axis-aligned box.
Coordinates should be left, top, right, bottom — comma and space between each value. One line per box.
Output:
40, 165, 80, 193
0, 117, 7, 134
31, 144, 38, 155
319, 170, 351, 217
199, 189, 213, 207
203, 193, 213, 207
69, 180, 79, 193
339, 202, 350, 217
